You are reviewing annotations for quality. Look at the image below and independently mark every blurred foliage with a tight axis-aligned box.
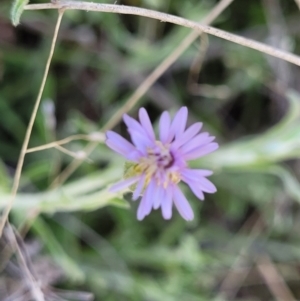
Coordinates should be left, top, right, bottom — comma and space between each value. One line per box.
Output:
1, 0, 300, 300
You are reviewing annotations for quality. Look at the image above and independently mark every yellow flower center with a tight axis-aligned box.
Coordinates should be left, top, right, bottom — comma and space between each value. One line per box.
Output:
133, 141, 181, 188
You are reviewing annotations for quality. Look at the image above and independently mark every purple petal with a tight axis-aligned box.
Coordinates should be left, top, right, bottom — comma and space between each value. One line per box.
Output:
153, 185, 164, 209
126, 150, 142, 162
106, 131, 136, 157
159, 111, 171, 143
109, 176, 140, 192
137, 194, 148, 221
128, 129, 152, 153
137, 180, 155, 220
161, 187, 173, 219
106, 140, 140, 162
168, 107, 188, 142
180, 133, 213, 154
132, 174, 146, 200
123, 114, 147, 136
181, 168, 213, 181
184, 177, 216, 195
139, 108, 155, 140
197, 177, 217, 193
173, 186, 194, 221
183, 142, 219, 160
182, 180, 205, 200
171, 122, 202, 149
144, 180, 157, 216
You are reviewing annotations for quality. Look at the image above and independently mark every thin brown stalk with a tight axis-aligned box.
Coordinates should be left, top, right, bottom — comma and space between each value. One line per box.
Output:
50, 141, 98, 188
0, 10, 65, 236
24, 1, 300, 66
54, 145, 92, 163
5, 224, 45, 301
26, 133, 103, 153
256, 255, 296, 301
294, 0, 300, 10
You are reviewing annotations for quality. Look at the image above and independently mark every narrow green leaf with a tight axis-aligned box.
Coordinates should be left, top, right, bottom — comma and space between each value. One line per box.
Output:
11, 0, 29, 26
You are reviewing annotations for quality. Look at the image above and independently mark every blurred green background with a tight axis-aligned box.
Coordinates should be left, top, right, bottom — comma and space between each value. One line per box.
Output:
1, 0, 300, 300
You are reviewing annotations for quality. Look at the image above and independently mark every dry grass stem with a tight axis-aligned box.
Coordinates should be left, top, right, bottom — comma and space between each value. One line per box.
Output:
256, 255, 296, 301
24, 2, 300, 66
294, 0, 300, 10
54, 145, 92, 163
5, 224, 45, 301
26, 133, 104, 153
0, 10, 65, 236
50, 141, 98, 188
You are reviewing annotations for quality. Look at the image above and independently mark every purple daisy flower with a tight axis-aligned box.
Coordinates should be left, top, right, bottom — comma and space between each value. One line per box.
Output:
106, 107, 219, 221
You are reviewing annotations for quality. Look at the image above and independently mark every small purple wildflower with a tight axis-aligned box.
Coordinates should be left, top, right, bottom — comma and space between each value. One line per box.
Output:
106, 107, 219, 221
